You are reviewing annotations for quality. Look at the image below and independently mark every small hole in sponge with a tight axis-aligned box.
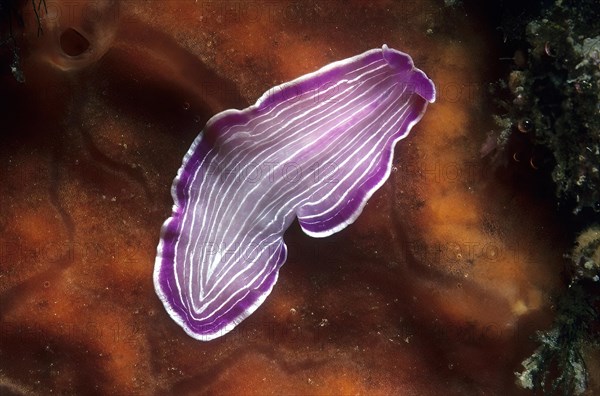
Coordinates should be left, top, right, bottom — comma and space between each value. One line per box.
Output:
60, 28, 90, 56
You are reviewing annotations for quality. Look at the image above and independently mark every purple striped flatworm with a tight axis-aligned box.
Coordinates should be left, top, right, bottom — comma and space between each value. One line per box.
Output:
155, 45, 435, 340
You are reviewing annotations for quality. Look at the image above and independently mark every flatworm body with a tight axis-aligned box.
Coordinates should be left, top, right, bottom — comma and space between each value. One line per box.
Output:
155, 45, 435, 340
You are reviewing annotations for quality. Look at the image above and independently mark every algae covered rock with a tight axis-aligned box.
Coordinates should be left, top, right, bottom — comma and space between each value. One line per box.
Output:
494, 0, 600, 213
